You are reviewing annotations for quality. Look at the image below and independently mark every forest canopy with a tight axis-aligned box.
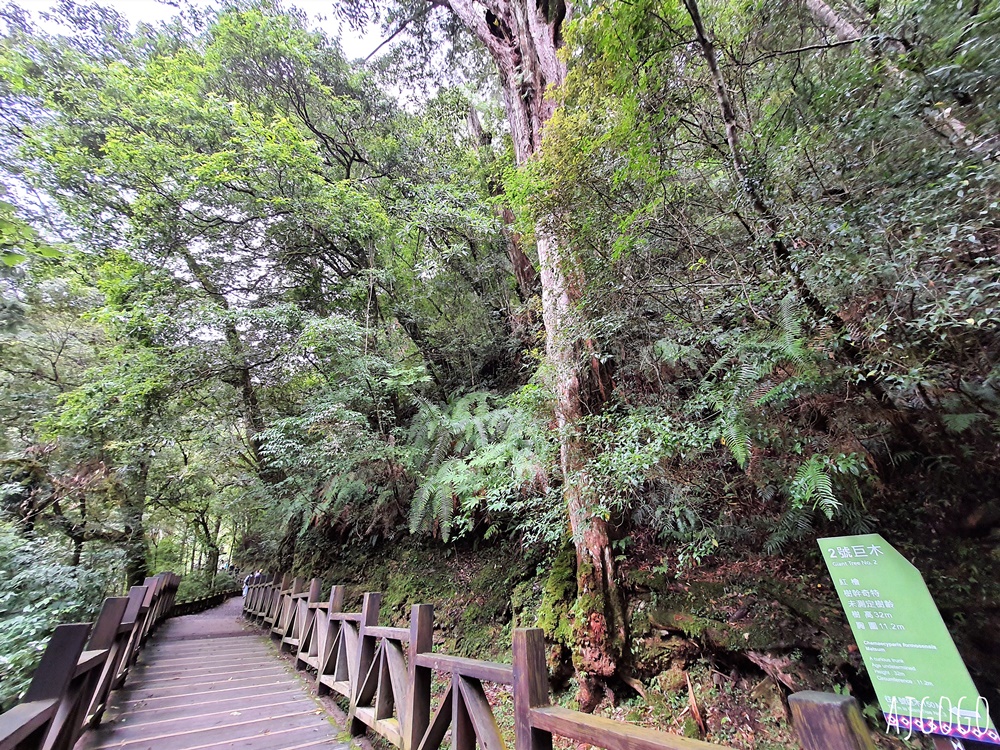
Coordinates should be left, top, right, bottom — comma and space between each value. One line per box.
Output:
1, 0, 998, 734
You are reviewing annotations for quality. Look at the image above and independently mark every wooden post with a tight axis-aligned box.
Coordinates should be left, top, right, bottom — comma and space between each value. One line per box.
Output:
28, 623, 93, 750
405, 604, 433, 750
350, 592, 382, 736
294, 578, 323, 666
512, 628, 552, 750
275, 576, 305, 645
308, 577, 322, 603
0, 624, 90, 750
317, 585, 345, 697
24, 624, 91, 704
110, 585, 147, 690
137, 576, 160, 645
790, 691, 877, 750
329, 584, 345, 613
71, 597, 128, 734
452, 673, 475, 750
161, 573, 178, 616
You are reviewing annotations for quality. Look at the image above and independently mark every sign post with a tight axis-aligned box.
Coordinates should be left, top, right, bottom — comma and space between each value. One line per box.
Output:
819, 533, 999, 746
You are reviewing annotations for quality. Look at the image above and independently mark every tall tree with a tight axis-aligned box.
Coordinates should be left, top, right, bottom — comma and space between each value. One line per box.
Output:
344, 0, 624, 705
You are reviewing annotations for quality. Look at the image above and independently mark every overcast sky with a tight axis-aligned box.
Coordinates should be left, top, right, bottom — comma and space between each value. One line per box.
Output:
11, 0, 382, 60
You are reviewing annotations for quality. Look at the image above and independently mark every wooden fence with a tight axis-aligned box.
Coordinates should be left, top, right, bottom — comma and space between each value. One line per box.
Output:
169, 587, 241, 618
244, 573, 879, 750
0, 572, 181, 750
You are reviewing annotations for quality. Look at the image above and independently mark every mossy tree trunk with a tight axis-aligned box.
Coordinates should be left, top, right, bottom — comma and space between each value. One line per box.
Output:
436, 0, 625, 708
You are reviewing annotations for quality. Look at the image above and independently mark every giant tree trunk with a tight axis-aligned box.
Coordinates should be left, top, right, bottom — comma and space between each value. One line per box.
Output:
468, 105, 539, 301
440, 0, 624, 707
538, 225, 623, 707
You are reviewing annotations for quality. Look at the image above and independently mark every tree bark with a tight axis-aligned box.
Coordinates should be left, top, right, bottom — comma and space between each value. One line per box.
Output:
804, 0, 868, 42
121, 455, 150, 587
194, 509, 222, 586
176, 246, 275, 480
438, 0, 624, 707
467, 105, 540, 300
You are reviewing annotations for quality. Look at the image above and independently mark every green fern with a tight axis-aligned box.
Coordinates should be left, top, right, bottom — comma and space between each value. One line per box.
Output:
764, 506, 814, 554
941, 412, 984, 434
406, 391, 547, 542
722, 416, 752, 468
790, 456, 840, 519
709, 294, 820, 469
408, 479, 436, 534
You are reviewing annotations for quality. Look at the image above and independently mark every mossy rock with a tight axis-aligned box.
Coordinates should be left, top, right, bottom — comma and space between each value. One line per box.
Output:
652, 607, 800, 652
647, 577, 829, 654
627, 567, 673, 592
511, 578, 543, 628
631, 632, 693, 676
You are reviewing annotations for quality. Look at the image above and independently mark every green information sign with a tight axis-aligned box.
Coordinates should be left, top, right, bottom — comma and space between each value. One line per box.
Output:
820, 533, 998, 746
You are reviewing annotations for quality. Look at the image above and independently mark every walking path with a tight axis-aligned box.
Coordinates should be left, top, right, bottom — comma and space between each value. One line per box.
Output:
77, 597, 348, 750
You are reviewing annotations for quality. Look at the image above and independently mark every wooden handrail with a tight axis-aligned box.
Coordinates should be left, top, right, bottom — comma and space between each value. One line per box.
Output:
366, 626, 410, 641
242, 574, 883, 750
0, 571, 181, 750
0, 701, 58, 749
530, 707, 718, 750
413, 653, 514, 684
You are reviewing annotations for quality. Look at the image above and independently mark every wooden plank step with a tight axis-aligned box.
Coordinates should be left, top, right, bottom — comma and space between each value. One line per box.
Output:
78, 597, 346, 750
117, 672, 288, 700
103, 694, 305, 727
105, 684, 300, 716
81, 711, 330, 750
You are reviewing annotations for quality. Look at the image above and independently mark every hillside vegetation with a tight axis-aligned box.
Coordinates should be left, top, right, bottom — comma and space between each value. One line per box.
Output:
1, 0, 998, 742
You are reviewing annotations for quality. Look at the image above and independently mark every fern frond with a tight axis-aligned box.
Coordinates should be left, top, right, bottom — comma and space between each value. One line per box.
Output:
409, 479, 435, 534
437, 487, 454, 542
722, 417, 752, 468
791, 458, 840, 519
764, 506, 814, 554
779, 294, 803, 346
428, 429, 451, 471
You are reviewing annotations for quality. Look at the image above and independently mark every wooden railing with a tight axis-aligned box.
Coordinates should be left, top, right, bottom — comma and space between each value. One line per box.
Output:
169, 587, 241, 618
244, 574, 879, 750
0, 572, 180, 750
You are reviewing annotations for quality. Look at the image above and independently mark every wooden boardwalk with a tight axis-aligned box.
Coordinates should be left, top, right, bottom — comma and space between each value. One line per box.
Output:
77, 597, 348, 750
1, 570, 891, 750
